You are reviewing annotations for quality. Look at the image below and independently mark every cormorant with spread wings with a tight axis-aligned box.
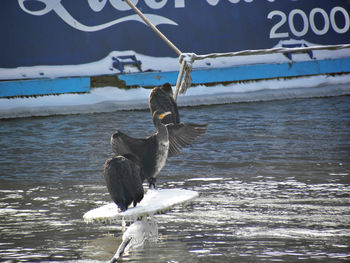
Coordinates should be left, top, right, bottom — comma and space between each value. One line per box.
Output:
105, 84, 207, 211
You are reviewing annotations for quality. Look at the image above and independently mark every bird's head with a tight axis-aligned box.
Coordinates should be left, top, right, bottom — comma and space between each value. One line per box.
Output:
161, 83, 173, 96
152, 111, 171, 126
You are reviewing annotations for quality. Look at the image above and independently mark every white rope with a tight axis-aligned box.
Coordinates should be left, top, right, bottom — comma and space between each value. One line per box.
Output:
173, 53, 196, 100
124, 0, 181, 56
186, 43, 350, 61
124, 0, 185, 100
174, 60, 186, 101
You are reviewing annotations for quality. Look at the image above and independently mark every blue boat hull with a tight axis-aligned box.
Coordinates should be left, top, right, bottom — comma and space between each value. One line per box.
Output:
119, 57, 350, 87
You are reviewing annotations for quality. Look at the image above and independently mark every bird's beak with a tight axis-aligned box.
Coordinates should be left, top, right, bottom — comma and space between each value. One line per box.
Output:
159, 112, 171, 119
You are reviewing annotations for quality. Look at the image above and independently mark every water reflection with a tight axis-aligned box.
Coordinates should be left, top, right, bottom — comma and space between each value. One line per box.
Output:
111, 218, 158, 261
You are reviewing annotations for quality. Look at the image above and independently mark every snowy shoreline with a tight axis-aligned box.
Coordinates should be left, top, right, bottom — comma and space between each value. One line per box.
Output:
1, 74, 350, 119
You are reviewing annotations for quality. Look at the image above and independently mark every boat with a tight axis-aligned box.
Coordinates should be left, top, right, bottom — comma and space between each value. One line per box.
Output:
0, 0, 350, 98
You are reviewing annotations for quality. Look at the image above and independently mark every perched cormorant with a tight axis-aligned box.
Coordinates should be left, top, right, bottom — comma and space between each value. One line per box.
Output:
149, 83, 180, 125
104, 154, 144, 212
111, 111, 172, 188
148, 83, 208, 157
105, 111, 172, 211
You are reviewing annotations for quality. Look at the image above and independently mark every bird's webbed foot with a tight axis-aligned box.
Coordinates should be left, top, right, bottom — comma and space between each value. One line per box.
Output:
117, 203, 127, 212
148, 177, 157, 189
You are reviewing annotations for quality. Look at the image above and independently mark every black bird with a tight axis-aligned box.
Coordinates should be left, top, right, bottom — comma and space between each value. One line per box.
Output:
149, 83, 180, 125
104, 154, 144, 212
111, 111, 172, 189
105, 111, 170, 211
148, 83, 208, 157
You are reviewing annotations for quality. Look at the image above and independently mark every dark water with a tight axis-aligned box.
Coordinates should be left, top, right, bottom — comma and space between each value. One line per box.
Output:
0, 96, 349, 262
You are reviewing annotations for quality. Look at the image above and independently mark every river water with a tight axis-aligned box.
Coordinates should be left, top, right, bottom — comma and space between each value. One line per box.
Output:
0, 95, 349, 262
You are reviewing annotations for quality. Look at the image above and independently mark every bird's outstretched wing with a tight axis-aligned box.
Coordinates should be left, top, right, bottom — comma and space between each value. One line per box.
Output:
104, 156, 144, 211
167, 123, 208, 157
149, 83, 180, 125
111, 130, 150, 160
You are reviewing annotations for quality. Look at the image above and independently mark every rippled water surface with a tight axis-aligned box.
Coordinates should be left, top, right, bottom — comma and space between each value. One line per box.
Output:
0, 95, 350, 262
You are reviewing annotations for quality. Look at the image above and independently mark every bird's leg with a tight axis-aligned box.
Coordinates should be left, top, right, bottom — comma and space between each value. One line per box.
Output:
148, 177, 157, 189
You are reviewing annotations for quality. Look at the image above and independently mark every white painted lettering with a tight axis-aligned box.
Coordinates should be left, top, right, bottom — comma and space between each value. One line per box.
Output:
88, 0, 107, 12
18, 0, 177, 32
206, 0, 219, 6
309, 8, 329, 35
330, 6, 350, 34
145, 0, 167, 9
109, 0, 138, 11
289, 9, 309, 37
268, 7, 349, 39
174, 0, 185, 8
268, 10, 289, 38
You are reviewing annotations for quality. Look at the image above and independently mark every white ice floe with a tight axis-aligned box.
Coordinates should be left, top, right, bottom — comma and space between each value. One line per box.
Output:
83, 188, 199, 224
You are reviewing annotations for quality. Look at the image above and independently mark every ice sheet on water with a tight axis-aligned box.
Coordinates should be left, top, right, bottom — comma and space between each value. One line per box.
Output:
83, 189, 198, 223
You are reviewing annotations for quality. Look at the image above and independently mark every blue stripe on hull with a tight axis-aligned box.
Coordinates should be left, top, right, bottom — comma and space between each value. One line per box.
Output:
0, 77, 90, 98
119, 57, 350, 87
